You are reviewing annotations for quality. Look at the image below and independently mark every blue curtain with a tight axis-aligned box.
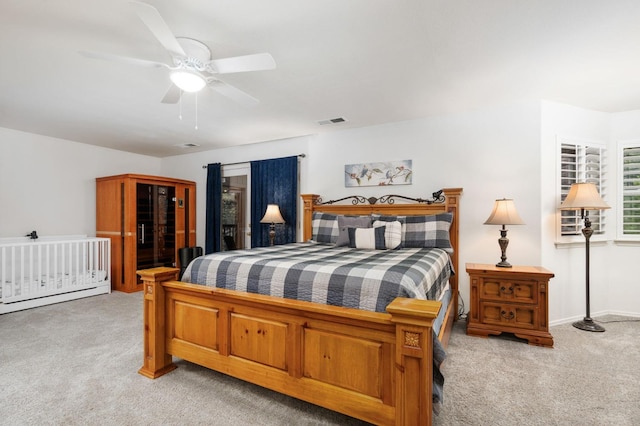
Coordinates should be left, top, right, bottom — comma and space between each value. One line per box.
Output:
251, 156, 298, 247
205, 163, 222, 254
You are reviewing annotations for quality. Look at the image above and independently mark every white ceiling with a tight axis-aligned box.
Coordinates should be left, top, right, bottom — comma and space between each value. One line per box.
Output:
1, 0, 640, 158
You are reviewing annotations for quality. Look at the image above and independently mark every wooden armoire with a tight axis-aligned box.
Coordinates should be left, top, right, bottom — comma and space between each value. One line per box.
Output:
96, 174, 196, 292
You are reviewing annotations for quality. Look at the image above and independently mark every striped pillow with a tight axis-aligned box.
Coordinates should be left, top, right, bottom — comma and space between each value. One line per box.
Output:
348, 226, 387, 250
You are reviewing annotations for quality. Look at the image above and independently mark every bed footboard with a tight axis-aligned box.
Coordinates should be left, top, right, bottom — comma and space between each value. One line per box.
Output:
138, 267, 440, 426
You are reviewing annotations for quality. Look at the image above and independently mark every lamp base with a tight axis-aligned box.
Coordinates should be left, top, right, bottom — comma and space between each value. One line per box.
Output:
268, 227, 276, 247
495, 260, 512, 268
572, 317, 605, 332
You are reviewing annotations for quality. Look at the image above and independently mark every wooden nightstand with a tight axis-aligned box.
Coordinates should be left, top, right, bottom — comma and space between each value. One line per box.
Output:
466, 263, 555, 348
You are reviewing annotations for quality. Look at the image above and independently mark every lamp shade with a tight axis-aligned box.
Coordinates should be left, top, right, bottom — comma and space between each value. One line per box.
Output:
260, 204, 285, 224
559, 183, 610, 210
170, 70, 207, 92
484, 199, 525, 225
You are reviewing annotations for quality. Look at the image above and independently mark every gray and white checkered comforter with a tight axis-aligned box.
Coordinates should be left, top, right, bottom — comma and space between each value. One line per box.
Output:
182, 242, 453, 313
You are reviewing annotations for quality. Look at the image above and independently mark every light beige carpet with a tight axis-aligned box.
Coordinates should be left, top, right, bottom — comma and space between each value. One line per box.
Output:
436, 314, 640, 425
0, 292, 638, 425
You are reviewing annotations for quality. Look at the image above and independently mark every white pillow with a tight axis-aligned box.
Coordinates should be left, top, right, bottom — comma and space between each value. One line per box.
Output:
374, 220, 402, 249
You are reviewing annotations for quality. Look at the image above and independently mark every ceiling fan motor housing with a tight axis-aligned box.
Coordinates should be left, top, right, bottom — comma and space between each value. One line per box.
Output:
175, 38, 212, 73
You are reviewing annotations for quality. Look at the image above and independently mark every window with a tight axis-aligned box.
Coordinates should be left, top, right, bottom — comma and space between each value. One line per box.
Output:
558, 139, 607, 237
620, 142, 640, 238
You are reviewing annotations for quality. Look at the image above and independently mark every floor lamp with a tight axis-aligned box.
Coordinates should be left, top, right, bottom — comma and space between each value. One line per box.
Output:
560, 182, 610, 332
260, 204, 285, 246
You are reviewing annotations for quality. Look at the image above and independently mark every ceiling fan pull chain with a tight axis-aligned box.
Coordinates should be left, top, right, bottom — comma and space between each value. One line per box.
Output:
195, 92, 199, 130
179, 89, 183, 121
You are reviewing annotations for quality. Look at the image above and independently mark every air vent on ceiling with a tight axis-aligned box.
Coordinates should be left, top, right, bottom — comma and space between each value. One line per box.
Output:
318, 117, 347, 125
175, 143, 200, 148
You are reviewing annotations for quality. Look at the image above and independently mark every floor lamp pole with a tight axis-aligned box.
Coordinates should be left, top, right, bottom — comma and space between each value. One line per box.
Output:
573, 212, 605, 332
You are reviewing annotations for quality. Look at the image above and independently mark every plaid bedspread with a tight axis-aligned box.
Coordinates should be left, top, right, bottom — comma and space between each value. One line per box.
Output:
183, 242, 453, 313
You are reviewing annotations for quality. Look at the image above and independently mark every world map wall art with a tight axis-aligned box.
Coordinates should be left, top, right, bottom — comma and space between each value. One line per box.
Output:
344, 160, 413, 187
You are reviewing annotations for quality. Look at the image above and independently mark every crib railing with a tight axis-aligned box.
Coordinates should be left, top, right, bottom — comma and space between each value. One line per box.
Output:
0, 236, 111, 308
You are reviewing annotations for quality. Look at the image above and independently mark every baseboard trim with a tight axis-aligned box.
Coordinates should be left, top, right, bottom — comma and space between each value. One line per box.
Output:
550, 310, 640, 327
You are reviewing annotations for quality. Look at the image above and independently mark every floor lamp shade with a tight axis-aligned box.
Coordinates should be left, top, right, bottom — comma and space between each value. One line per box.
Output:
484, 198, 525, 268
260, 204, 285, 246
560, 182, 610, 211
559, 182, 610, 332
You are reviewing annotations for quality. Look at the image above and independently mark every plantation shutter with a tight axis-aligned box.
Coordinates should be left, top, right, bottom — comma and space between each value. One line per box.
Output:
560, 142, 606, 236
622, 146, 640, 236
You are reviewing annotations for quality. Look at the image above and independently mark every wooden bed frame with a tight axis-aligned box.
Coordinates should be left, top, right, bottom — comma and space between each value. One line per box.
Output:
138, 188, 462, 425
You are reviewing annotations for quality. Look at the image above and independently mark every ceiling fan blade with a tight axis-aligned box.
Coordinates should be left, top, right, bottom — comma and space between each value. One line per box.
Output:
79, 50, 170, 69
209, 80, 259, 107
129, 1, 186, 57
161, 84, 182, 104
209, 53, 276, 74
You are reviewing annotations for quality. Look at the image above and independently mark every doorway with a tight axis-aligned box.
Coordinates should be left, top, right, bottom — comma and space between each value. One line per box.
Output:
221, 165, 250, 250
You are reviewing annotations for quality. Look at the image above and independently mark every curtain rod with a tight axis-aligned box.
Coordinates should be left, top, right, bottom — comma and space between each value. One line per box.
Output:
202, 153, 306, 169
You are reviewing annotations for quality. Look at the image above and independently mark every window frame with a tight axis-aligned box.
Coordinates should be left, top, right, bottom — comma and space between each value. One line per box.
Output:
556, 137, 608, 243
617, 139, 640, 241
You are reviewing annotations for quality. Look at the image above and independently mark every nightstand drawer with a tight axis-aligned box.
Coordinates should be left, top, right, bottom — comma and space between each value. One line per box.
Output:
479, 302, 538, 330
479, 278, 537, 304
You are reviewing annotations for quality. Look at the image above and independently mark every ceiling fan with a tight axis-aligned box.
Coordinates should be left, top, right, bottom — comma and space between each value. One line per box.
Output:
80, 0, 276, 106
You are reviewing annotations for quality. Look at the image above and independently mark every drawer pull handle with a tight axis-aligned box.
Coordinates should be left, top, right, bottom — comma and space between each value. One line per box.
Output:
501, 310, 515, 320
500, 286, 514, 295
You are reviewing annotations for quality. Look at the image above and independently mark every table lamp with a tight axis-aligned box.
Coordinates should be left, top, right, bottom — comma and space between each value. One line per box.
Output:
484, 198, 525, 268
260, 204, 285, 246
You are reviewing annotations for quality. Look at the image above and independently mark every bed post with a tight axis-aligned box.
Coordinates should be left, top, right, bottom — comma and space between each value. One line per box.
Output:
138, 267, 179, 379
301, 194, 320, 242
387, 298, 441, 425
442, 188, 462, 324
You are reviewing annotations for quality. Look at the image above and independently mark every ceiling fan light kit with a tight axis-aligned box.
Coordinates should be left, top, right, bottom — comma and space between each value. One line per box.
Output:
170, 70, 206, 92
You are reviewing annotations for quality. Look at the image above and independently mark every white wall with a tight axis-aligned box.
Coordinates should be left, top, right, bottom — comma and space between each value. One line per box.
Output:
540, 101, 612, 324
608, 110, 640, 317
6, 98, 639, 323
540, 102, 640, 324
162, 100, 543, 315
0, 127, 160, 237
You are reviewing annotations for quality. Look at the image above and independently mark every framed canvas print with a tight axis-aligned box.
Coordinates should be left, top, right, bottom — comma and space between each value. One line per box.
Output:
344, 160, 412, 187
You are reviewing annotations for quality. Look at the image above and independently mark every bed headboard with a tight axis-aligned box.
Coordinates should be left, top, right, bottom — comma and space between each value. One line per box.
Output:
301, 188, 463, 313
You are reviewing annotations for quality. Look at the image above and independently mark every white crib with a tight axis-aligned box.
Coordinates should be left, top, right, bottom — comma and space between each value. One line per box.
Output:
0, 235, 111, 314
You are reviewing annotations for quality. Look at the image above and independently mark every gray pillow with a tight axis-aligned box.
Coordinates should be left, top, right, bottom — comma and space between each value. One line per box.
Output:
335, 215, 372, 246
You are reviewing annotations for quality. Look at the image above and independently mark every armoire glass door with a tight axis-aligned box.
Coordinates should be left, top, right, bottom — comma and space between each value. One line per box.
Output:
136, 183, 176, 270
